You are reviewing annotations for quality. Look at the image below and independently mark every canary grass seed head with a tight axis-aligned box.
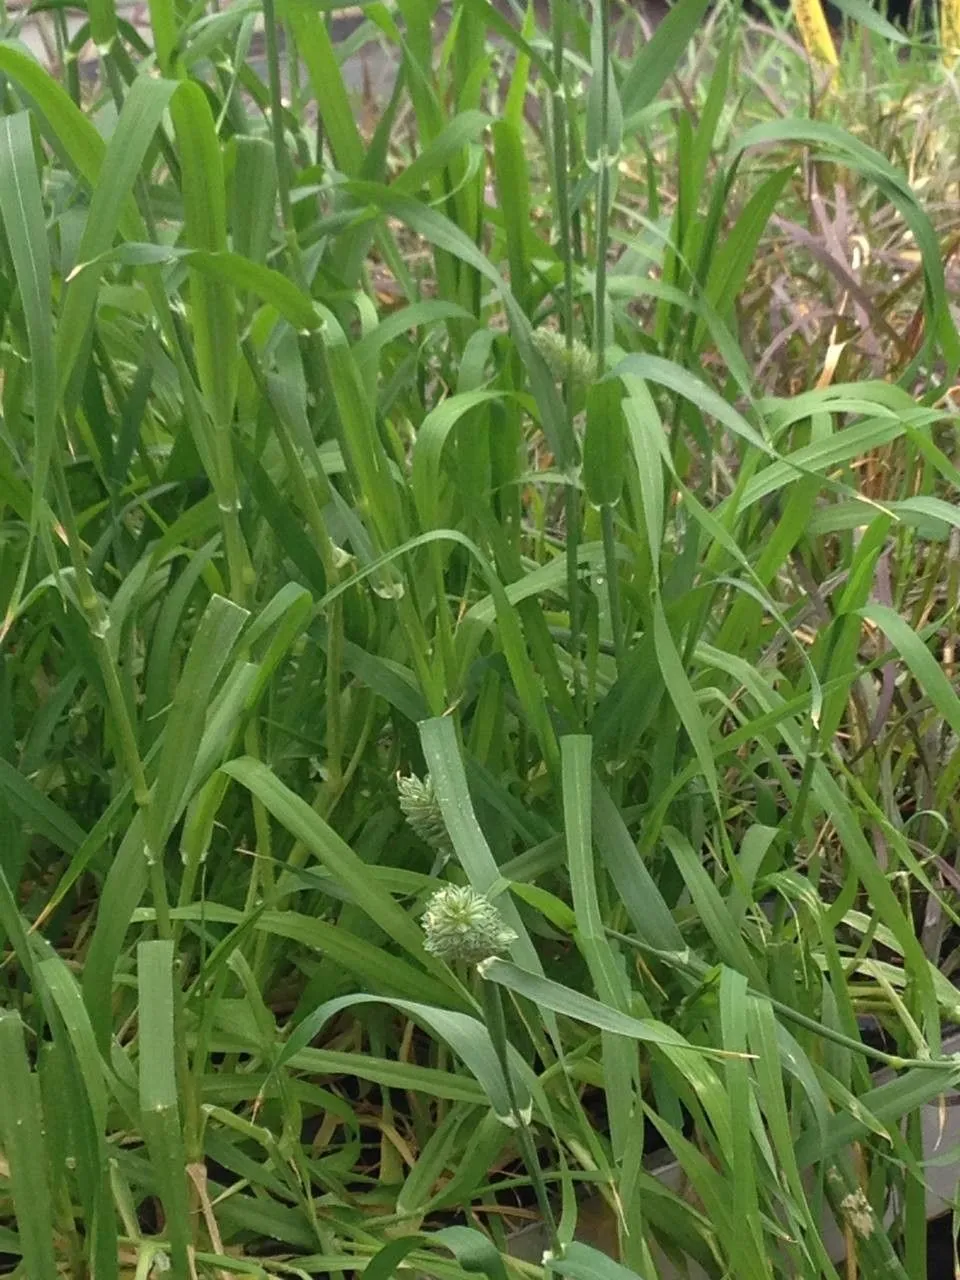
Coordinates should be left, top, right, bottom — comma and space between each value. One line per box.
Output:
421, 885, 517, 964
530, 327, 594, 391
397, 772, 453, 856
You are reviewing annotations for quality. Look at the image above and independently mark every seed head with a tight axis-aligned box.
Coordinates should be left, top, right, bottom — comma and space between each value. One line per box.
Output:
839, 1188, 874, 1239
397, 772, 453, 858
421, 885, 517, 964
531, 328, 594, 391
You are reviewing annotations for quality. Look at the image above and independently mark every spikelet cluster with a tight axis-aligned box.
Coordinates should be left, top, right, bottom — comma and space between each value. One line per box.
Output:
397, 772, 453, 858
531, 328, 594, 391
421, 885, 517, 964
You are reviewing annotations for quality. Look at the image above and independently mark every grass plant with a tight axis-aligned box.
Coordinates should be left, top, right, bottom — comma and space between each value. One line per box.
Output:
0, 0, 959, 1276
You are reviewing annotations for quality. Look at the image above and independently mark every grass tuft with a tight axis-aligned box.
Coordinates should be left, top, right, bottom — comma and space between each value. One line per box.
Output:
0, 0, 958, 1276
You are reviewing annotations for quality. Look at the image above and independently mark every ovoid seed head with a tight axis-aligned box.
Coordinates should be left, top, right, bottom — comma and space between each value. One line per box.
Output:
421, 884, 517, 964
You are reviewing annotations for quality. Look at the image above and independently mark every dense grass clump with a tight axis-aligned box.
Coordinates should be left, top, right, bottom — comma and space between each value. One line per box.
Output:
0, 0, 959, 1276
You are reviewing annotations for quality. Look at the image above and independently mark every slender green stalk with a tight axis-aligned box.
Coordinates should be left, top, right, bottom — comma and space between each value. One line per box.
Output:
607, 929, 954, 1071
600, 503, 624, 667
592, 0, 612, 367
550, 0, 583, 717
50, 450, 151, 809
146, 852, 173, 941
52, 10, 78, 104
261, 0, 301, 279
213, 442, 250, 609
479, 975, 560, 1254
104, 54, 126, 112
324, 596, 345, 785
429, 543, 458, 704
240, 338, 342, 583
788, 618, 843, 848
591, 0, 626, 667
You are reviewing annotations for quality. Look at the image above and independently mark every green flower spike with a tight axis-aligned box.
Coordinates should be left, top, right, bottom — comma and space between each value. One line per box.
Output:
421, 885, 517, 965
397, 772, 453, 859
531, 327, 594, 391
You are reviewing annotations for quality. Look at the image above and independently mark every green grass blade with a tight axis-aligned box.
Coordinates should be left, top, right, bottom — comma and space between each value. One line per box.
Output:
38, 958, 121, 1280
0, 112, 56, 532
169, 81, 238, 431
276, 993, 531, 1125
0, 757, 86, 854
492, 119, 532, 312
255, 910, 455, 1006
57, 75, 178, 398
420, 716, 555, 999
746, 997, 842, 1278
146, 0, 177, 73
616, 353, 774, 457
39, 958, 110, 1130
591, 779, 684, 953
147, 594, 248, 857
222, 755, 455, 978
652, 594, 719, 807
561, 735, 636, 1162
412, 390, 510, 529
77, 242, 321, 330
282, 0, 364, 175
861, 602, 960, 739
433, 1226, 510, 1280
718, 969, 768, 1277
547, 1242, 647, 1280
87, 0, 118, 57
0, 1012, 58, 1280
620, 0, 712, 119
230, 136, 278, 266
481, 958, 724, 1060
342, 182, 573, 468
138, 941, 192, 1278
660, 826, 761, 981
